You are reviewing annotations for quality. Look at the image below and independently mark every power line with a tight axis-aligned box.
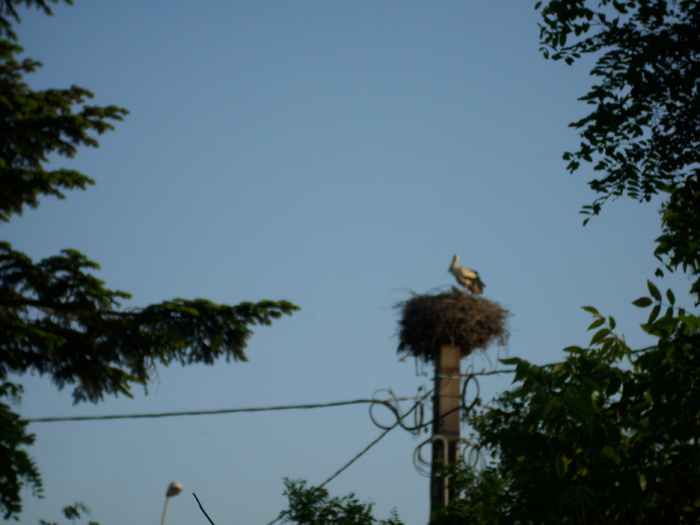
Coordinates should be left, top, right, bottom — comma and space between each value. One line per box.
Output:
24, 368, 522, 424
23, 397, 417, 423
320, 421, 398, 488
22, 354, 658, 424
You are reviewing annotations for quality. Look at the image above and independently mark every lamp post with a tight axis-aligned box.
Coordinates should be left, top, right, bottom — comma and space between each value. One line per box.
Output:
160, 481, 183, 525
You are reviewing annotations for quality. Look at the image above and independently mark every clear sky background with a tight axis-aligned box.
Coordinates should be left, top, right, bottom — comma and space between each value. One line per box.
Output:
5, 2, 693, 524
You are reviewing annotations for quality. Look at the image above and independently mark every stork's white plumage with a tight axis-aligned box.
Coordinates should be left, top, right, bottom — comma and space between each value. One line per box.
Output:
448, 254, 485, 294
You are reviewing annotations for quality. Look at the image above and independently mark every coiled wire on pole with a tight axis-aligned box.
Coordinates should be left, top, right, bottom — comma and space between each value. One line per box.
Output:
461, 369, 481, 417
407, 371, 485, 476
368, 387, 432, 434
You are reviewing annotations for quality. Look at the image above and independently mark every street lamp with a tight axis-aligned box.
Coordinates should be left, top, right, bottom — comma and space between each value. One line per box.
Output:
160, 481, 183, 525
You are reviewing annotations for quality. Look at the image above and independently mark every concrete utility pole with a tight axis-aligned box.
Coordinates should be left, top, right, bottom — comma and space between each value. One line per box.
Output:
396, 270, 508, 523
430, 344, 462, 521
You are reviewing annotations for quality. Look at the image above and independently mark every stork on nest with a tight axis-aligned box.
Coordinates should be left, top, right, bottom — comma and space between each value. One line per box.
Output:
448, 254, 485, 294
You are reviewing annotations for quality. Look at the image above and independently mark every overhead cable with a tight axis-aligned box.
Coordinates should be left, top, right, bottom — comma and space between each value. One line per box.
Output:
23, 397, 416, 423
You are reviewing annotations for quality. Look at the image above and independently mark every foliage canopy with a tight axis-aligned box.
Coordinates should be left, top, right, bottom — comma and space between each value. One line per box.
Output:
278, 480, 403, 525
538, 0, 699, 203
538, 0, 700, 297
445, 293, 700, 523
432, 1, 700, 522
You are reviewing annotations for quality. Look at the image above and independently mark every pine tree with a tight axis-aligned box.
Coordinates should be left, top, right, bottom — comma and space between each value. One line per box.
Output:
0, 1, 298, 518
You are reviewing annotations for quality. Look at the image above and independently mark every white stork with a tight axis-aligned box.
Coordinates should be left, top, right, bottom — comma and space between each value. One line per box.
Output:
448, 254, 485, 294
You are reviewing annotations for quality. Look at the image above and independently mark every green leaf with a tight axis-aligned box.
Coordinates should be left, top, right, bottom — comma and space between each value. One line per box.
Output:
556, 454, 572, 477
588, 317, 606, 330
582, 305, 600, 315
632, 297, 652, 308
500, 357, 527, 366
601, 445, 621, 463
679, 313, 700, 331
590, 328, 611, 345
648, 304, 661, 325
665, 288, 676, 305
647, 316, 679, 338
647, 280, 662, 301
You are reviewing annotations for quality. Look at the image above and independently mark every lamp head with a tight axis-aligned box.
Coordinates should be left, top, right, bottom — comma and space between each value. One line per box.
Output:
166, 481, 183, 498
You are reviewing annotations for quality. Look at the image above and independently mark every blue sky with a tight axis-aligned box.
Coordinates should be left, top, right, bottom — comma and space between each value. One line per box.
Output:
5, 2, 693, 524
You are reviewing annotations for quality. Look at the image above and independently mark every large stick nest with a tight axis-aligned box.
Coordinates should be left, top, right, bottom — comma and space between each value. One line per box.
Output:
396, 289, 509, 362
